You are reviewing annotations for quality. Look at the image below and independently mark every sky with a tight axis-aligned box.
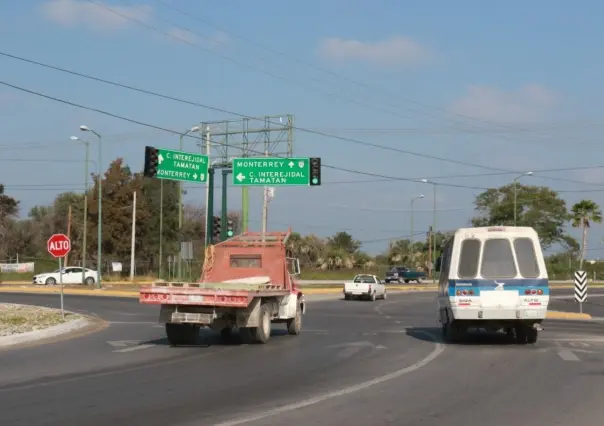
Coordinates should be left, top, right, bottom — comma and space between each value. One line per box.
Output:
1, 0, 604, 256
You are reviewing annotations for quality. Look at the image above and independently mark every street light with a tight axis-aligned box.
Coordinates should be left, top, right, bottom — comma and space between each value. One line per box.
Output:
70, 136, 90, 286
80, 125, 102, 288
421, 179, 437, 284
513, 171, 533, 226
174, 125, 201, 281
410, 194, 424, 243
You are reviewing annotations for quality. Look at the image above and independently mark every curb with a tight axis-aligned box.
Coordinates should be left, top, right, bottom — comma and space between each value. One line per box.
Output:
0, 315, 93, 349
546, 310, 592, 320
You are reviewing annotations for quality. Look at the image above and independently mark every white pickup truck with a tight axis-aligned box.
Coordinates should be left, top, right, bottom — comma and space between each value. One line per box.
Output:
343, 274, 387, 301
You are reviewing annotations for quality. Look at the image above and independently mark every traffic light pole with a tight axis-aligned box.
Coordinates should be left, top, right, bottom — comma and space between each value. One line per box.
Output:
220, 169, 230, 241
205, 168, 215, 247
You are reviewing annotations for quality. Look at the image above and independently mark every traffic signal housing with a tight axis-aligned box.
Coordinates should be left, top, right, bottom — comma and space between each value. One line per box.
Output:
309, 157, 321, 186
226, 219, 234, 238
144, 146, 159, 178
212, 216, 221, 242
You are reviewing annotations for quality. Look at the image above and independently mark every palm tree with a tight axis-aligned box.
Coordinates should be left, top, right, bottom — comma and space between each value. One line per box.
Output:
570, 200, 602, 269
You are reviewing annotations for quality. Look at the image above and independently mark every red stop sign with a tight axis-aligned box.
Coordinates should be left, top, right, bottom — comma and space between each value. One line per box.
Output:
47, 233, 71, 258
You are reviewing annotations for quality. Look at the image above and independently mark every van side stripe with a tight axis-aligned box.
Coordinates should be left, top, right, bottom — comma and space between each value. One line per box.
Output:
446, 278, 549, 296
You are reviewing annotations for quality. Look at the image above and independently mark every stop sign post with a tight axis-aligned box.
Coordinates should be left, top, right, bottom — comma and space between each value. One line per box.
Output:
47, 233, 71, 319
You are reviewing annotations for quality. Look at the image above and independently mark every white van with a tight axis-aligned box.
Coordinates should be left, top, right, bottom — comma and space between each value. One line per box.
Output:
435, 226, 549, 344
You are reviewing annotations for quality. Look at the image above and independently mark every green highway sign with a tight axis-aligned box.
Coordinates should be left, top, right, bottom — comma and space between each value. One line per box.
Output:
232, 157, 311, 186
152, 148, 209, 183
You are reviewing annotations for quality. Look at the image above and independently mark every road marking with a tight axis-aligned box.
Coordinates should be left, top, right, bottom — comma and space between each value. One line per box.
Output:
109, 321, 157, 325
542, 337, 604, 343
212, 330, 444, 426
557, 349, 580, 361
114, 344, 156, 353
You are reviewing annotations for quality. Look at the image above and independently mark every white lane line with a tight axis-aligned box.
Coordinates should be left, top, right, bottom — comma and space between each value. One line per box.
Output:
109, 321, 157, 325
212, 331, 445, 426
113, 344, 156, 353
557, 349, 580, 361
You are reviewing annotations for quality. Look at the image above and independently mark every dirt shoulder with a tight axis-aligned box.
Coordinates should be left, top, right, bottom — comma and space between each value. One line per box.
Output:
0, 303, 79, 337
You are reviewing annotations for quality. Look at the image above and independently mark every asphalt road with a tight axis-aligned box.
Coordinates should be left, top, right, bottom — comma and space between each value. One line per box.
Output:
1, 290, 604, 425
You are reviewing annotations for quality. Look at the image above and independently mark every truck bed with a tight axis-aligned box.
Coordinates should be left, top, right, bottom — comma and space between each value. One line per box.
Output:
139, 281, 291, 307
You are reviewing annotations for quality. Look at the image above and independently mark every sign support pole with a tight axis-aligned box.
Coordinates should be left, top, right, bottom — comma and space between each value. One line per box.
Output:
220, 169, 229, 242
59, 257, 65, 320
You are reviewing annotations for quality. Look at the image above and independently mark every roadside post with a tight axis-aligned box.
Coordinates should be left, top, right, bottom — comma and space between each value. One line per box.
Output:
574, 270, 587, 313
47, 233, 71, 319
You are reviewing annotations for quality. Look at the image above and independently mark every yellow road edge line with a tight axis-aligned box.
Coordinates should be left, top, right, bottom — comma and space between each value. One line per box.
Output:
546, 310, 592, 320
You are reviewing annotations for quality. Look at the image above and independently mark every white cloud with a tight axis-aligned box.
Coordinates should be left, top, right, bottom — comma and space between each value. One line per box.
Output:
39, 0, 228, 48
450, 84, 558, 124
317, 36, 430, 68
39, 0, 153, 32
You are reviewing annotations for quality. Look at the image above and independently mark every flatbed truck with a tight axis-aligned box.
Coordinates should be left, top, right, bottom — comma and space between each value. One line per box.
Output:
139, 230, 305, 345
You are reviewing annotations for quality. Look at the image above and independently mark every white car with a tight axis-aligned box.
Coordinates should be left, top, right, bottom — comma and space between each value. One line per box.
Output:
343, 274, 387, 301
33, 267, 98, 286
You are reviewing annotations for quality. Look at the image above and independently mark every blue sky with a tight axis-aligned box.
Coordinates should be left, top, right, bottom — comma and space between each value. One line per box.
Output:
1, 0, 604, 256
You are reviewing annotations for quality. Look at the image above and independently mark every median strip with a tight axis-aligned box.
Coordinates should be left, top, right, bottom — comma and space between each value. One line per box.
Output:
546, 310, 592, 320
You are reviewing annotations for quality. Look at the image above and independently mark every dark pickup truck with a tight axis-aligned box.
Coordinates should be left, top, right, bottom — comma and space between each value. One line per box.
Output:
384, 266, 426, 284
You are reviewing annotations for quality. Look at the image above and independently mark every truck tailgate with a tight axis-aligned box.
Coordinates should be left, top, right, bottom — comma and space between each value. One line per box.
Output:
344, 282, 370, 294
139, 284, 290, 307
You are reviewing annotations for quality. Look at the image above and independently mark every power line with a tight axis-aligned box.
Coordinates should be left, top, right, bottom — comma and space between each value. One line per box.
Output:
0, 78, 503, 191
1, 51, 599, 188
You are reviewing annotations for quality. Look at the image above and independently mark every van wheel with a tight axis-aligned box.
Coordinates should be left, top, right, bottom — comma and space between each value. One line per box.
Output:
526, 327, 538, 344
515, 325, 528, 345
369, 292, 376, 302
417, 278, 423, 284
382, 290, 388, 300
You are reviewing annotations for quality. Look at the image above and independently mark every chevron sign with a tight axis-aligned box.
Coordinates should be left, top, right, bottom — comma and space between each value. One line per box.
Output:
574, 270, 587, 303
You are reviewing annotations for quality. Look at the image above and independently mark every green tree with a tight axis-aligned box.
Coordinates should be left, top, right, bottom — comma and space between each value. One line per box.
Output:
472, 183, 570, 249
570, 200, 602, 269
0, 184, 19, 260
327, 231, 360, 254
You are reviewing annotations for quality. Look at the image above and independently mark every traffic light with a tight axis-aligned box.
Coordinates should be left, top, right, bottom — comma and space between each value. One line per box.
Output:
309, 157, 321, 186
143, 146, 159, 178
226, 219, 234, 238
212, 216, 221, 242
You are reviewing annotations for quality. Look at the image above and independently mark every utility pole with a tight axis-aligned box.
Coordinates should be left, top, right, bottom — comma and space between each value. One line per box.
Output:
130, 191, 136, 281
65, 205, 72, 266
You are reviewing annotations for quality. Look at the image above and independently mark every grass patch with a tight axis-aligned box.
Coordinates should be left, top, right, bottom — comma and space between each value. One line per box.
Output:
0, 304, 78, 336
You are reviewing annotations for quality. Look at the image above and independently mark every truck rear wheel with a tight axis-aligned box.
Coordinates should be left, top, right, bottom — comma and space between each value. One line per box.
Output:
250, 304, 271, 344
287, 303, 302, 335
166, 323, 200, 346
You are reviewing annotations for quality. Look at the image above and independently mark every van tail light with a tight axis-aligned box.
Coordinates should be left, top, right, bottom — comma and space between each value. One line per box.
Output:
456, 290, 461, 296
537, 289, 543, 295
525, 289, 540, 295
456, 289, 475, 296
468, 289, 474, 295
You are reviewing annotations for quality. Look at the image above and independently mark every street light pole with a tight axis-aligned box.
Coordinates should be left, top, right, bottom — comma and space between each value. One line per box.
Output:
80, 125, 102, 289
70, 136, 89, 285
410, 194, 424, 242
422, 179, 437, 284
177, 125, 200, 281
513, 171, 533, 225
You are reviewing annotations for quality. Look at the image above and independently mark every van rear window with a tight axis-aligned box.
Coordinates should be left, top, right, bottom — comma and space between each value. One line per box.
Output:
513, 238, 540, 278
481, 238, 517, 279
458, 239, 481, 279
